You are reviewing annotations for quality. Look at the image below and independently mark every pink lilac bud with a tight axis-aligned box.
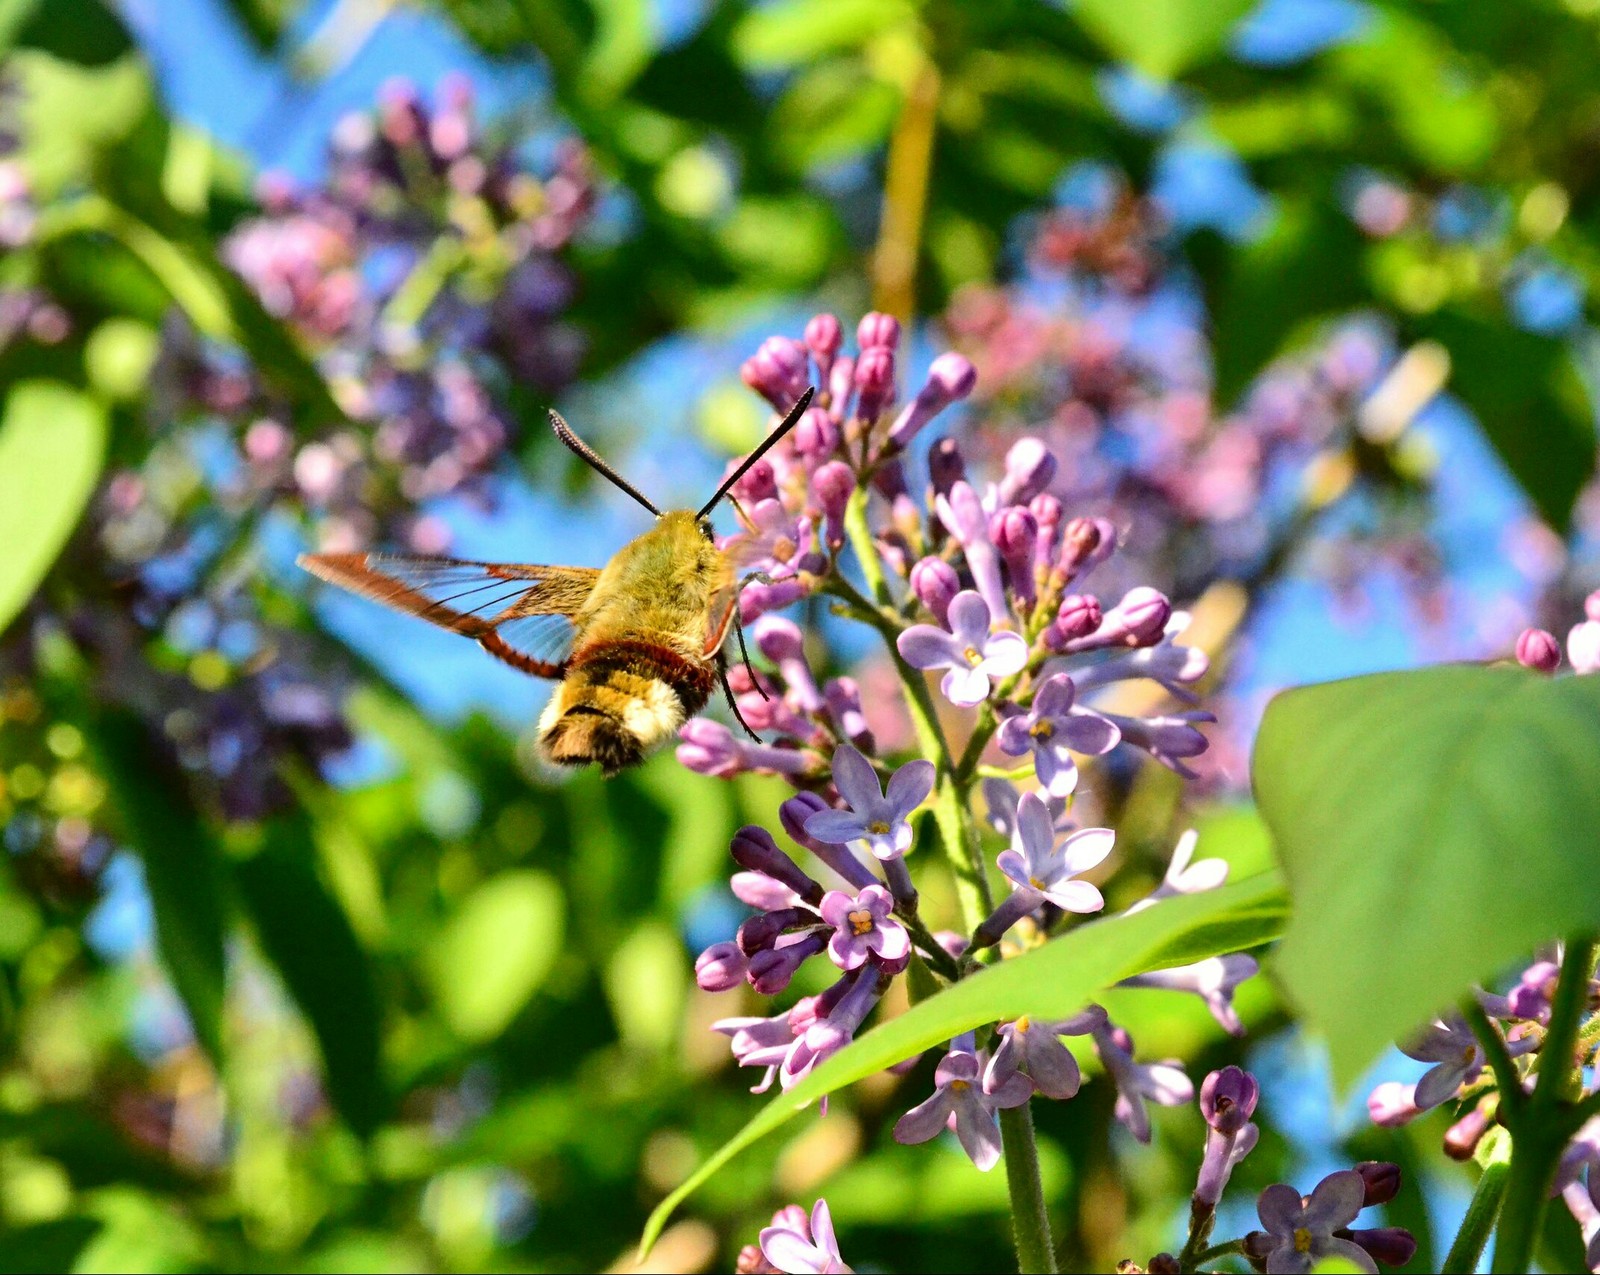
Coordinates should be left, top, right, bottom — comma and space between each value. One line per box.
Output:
1347, 1229, 1417, 1267
739, 577, 812, 625
1569, 620, 1600, 674
1443, 1099, 1493, 1160
827, 354, 855, 415
1516, 627, 1561, 672
794, 408, 840, 462
696, 940, 748, 992
824, 677, 875, 753
928, 437, 967, 497
742, 335, 810, 410
1146, 1256, 1180, 1275
1587, 589, 1600, 622
857, 310, 901, 351
910, 557, 960, 625
779, 793, 878, 890
990, 507, 1039, 606
853, 346, 895, 424
998, 438, 1057, 506
885, 352, 978, 450
1354, 1161, 1401, 1207
936, 481, 1010, 624
1030, 493, 1063, 574
805, 312, 843, 382
1064, 587, 1170, 651
731, 457, 780, 505
755, 616, 824, 713
1201, 1066, 1259, 1135
730, 825, 823, 906
1054, 516, 1112, 587
1054, 594, 1102, 643
810, 461, 853, 550
1367, 1080, 1421, 1127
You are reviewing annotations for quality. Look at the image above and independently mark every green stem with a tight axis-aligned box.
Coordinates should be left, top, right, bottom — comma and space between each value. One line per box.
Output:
844, 487, 891, 606
1443, 1127, 1511, 1274
1193, 1240, 1243, 1266
1464, 999, 1526, 1121
999, 1103, 1057, 1274
1491, 934, 1598, 1274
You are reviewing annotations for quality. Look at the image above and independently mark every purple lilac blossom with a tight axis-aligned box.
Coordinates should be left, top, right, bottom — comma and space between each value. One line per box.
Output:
898, 590, 1028, 708
892, 1044, 1033, 1171
804, 745, 934, 861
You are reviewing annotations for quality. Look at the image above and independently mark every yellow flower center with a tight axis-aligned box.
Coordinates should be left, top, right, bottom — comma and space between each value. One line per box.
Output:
1029, 876, 1047, 891
773, 536, 796, 563
847, 908, 875, 936
1293, 1228, 1313, 1255
963, 645, 983, 666
1015, 1016, 1032, 1033
1029, 719, 1055, 740
950, 1079, 970, 1092
867, 819, 891, 836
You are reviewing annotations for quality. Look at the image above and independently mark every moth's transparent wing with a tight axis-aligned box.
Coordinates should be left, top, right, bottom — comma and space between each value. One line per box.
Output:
299, 553, 600, 677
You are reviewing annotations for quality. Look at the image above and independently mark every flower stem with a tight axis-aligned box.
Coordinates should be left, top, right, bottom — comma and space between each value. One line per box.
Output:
1490, 933, 1597, 1274
1464, 998, 1525, 1121
844, 487, 892, 606
1442, 1126, 1511, 1274
999, 1103, 1057, 1274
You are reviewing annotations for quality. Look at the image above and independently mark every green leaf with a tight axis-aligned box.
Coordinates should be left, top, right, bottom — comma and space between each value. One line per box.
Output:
1253, 665, 1600, 1087
1417, 310, 1596, 534
425, 871, 565, 1042
237, 814, 387, 1137
0, 381, 106, 636
1, 0, 130, 65
731, 0, 913, 70
0, 1218, 102, 1273
1071, 0, 1257, 80
640, 873, 1285, 1254
91, 710, 230, 1064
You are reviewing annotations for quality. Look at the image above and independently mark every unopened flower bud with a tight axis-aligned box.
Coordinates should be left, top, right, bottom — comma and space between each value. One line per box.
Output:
824, 677, 874, 752
811, 461, 853, 550
853, 346, 895, 424
886, 352, 978, 450
1057, 515, 1114, 581
1030, 493, 1063, 572
1146, 1255, 1180, 1275
695, 940, 748, 991
737, 906, 814, 956
1443, 1099, 1493, 1160
1200, 1065, 1259, 1135
999, 437, 1058, 506
1345, 1228, 1417, 1268
741, 335, 809, 409
805, 312, 842, 359
1055, 593, 1102, 642
990, 506, 1039, 605
857, 310, 901, 351
731, 457, 780, 505
794, 407, 840, 461
1516, 627, 1561, 672
1367, 1080, 1421, 1127
1587, 588, 1600, 622
748, 934, 825, 995
910, 556, 960, 625
730, 825, 822, 905
1353, 1161, 1401, 1207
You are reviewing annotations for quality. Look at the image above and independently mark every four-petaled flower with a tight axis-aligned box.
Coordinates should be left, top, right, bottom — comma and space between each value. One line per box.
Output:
1254, 1170, 1378, 1274
987, 1007, 1106, 1100
759, 1199, 854, 1274
804, 745, 934, 860
1092, 1020, 1193, 1143
893, 1046, 1033, 1171
898, 590, 1028, 707
820, 884, 910, 970
1399, 1017, 1484, 1110
997, 792, 1114, 913
996, 673, 1120, 797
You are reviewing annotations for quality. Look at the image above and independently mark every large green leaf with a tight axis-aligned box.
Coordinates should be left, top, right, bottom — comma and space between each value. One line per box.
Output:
1253, 666, 1600, 1086
0, 381, 106, 636
640, 873, 1285, 1253
1071, 0, 1257, 80
91, 711, 230, 1064
1418, 310, 1596, 535
236, 814, 387, 1137
0, 1218, 102, 1273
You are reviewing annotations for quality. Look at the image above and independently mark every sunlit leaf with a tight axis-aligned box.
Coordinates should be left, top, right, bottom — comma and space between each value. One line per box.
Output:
1071, 0, 1257, 80
1254, 665, 1600, 1086
731, 0, 914, 70
640, 873, 1285, 1253
0, 381, 106, 637
237, 814, 387, 1137
426, 871, 565, 1042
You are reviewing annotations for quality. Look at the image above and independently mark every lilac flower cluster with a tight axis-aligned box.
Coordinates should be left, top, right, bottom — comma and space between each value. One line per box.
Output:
761, 1070, 1416, 1274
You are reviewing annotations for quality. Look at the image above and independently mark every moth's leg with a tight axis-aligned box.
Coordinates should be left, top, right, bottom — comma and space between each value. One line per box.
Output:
730, 614, 770, 702
718, 654, 763, 742
737, 570, 777, 590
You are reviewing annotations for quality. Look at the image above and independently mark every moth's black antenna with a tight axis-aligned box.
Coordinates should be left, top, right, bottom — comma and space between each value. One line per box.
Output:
697, 387, 815, 519
548, 410, 663, 517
